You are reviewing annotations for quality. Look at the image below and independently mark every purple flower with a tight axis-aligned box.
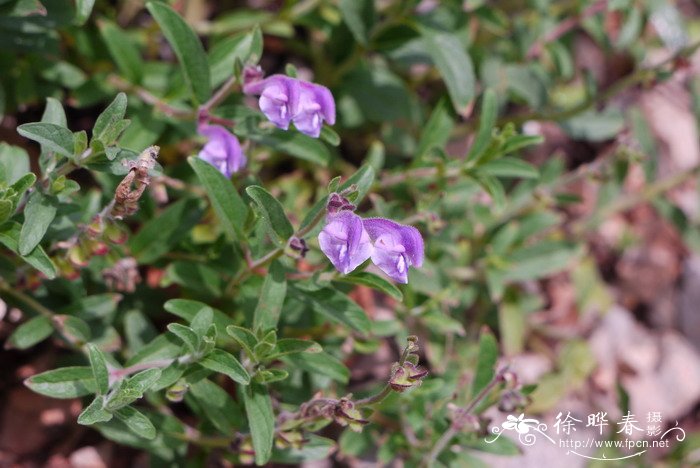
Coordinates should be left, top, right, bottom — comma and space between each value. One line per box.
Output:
363, 218, 424, 284
243, 74, 336, 138
318, 211, 372, 274
292, 80, 335, 138
198, 124, 246, 178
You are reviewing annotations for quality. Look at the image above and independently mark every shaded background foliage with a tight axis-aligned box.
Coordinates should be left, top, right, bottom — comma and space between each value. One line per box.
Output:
2, 0, 700, 466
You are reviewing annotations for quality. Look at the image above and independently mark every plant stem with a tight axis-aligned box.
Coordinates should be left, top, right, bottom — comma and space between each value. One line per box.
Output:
109, 358, 178, 379
202, 75, 238, 112
108, 75, 194, 119
422, 372, 504, 467
356, 342, 412, 407
223, 200, 329, 296
508, 39, 700, 126
0, 280, 54, 320
574, 163, 700, 234
0, 280, 84, 351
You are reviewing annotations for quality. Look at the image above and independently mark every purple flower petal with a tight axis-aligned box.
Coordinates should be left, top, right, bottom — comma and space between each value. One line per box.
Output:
244, 74, 335, 138
198, 124, 246, 178
362, 218, 424, 283
318, 211, 372, 274
244, 75, 299, 130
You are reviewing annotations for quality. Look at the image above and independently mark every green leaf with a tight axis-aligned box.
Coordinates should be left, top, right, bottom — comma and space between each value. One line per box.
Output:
253, 260, 287, 332
61, 316, 92, 344
246, 185, 294, 244
471, 327, 498, 398
320, 126, 341, 147
25, 366, 97, 398
226, 325, 258, 359
254, 368, 288, 384
283, 351, 350, 383
335, 271, 403, 301
290, 286, 370, 335
0, 143, 30, 184
17, 123, 75, 158
7, 316, 53, 350
273, 434, 335, 463
167, 323, 200, 354
127, 368, 163, 393
114, 406, 156, 439
416, 97, 454, 160
473, 173, 506, 209
129, 198, 201, 263
78, 396, 113, 425
87, 344, 110, 395
125, 334, 181, 367
93, 93, 127, 143
146, 1, 211, 104
421, 28, 475, 115
268, 339, 322, 359
503, 242, 580, 281
188, 378, 243, 434
339, 0, 375, 45
199, 349, 250, 384
75, 0, 95, 25
501, 134, 544, 154
0, 221, 56, 279
247, 130, 332, 166
188, 156, 247, 241
41, 97, 67, 127
190, 306, 214, 337
10, 173, 37, 197
98, 21, 143, 83
466, 88, 497, 162
18, 192, 57, 256
209, 26, 262, 87
477, 157, 539, 179
561, 109, 625, 142
243, 383, 274, 466
164, 299, 235, 339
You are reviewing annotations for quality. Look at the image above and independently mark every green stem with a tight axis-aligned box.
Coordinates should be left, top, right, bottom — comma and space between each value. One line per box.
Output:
202, 75, 238, 113
0, 280, 54, 319
574, 163, 700, 234
505, 40, 700, 126
355, 343, 412, 407
223, 200, 329, 296
422, 372, 504, 467
108, 75, 194, 119
0, 280, 84, 351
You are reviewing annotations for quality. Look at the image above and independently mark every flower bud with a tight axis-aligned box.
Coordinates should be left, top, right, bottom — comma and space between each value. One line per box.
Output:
287, 237, 309, 258
333, 398, 369, 432
389, 362, 428, 393
326, 192, 355, 214
92, 241, 109, 256
86, 215, 104, 238
166, 380, 189, 403
275, 430, 306, 450
238, 438, 255, 465
104, 223, 128, 245
68, 245, 90, 268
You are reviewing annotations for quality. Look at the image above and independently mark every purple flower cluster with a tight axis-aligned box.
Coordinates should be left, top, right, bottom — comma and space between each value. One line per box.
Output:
197, 123, 246, 178
244, 74, 336, 138
318, 208, 424, 284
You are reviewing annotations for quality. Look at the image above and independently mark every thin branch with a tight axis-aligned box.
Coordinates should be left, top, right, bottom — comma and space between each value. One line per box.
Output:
422, 370, 505, 467
201, 75, 238, 113
526, 0, 608, 59
108, 75, 194, 119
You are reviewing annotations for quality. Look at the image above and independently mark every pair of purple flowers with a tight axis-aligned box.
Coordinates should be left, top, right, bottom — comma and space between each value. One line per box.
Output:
197, 72, 336, 177
318, 207, 424, 284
